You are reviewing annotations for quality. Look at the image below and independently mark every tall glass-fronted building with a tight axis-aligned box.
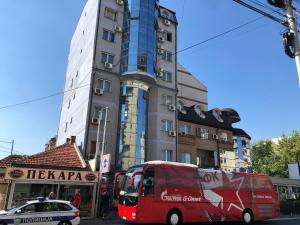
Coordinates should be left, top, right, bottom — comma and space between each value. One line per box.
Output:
118, 0, 159, 169
57, 0, 178, 171
121, 0, 158, 77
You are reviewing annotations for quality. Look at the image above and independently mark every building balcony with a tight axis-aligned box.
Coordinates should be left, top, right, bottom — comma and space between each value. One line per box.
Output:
218, 140, 234, 151
178, 134, 196, 145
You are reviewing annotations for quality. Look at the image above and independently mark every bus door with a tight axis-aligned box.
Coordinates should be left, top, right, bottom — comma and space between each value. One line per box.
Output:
251, 175, 275, 219
114, 172, 125, 207
138, 167, 159, 223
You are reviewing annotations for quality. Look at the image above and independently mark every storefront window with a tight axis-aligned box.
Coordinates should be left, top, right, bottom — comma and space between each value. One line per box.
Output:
0, 184, 8, 210
11, 183, 94, 217
58, 185, 93, 217
12, 183, 58, 208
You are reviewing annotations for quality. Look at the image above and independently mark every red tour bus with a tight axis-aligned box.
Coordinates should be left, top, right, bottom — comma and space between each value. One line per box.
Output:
118, 161, 279, 225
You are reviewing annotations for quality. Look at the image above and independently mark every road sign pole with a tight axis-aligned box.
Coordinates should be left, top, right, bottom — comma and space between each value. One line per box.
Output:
95, 107, 108, 217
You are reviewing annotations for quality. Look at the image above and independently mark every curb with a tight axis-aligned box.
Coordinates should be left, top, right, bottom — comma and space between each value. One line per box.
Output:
269, 216, 300, 221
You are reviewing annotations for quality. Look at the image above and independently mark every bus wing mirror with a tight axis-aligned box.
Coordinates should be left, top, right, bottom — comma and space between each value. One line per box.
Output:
130, 172, 143, 186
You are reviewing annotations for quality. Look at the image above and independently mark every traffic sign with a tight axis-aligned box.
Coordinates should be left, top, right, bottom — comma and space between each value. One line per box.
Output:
100, 154, 111, 173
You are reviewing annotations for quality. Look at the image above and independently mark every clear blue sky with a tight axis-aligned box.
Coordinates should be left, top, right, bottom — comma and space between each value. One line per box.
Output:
0, 0, 299, 159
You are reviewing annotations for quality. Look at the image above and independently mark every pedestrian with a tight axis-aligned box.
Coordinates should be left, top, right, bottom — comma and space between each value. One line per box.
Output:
48, 192, 56, 200
99, 178, 110, 218
100, 190, 110, 219
73, 189, 82, 209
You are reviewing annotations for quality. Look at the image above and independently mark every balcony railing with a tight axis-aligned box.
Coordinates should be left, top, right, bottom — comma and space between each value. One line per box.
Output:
178, 134, 196, 145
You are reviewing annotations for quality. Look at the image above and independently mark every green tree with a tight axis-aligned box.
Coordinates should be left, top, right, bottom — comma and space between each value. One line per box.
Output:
251, 140, 274, 175
251, 131, 300, 178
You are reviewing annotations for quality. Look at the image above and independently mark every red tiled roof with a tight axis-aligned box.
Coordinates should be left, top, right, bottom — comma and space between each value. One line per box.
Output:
0, 155, 25, 168
0, 144, 86, 170
0, 173, 7, 184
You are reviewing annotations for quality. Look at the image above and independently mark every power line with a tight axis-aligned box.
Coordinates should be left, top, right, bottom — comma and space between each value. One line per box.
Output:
246, 0, 285, 16
0, 145, 10, 150
232, 0, 287, 26
0, 83, 90, 110
175, 16, 264, 55
0, 140, 12, 144
0, 14, 283, 111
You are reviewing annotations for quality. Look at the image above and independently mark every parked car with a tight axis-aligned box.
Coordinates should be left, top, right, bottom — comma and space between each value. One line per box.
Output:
0, 197, 80, 225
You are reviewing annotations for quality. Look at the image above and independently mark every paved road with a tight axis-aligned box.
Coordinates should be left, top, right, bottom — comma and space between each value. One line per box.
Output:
81, 217, 300, 225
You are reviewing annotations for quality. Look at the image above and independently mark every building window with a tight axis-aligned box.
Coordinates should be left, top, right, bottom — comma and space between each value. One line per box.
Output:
162, 51, 172, 62
64, 122, 68, 132
196, 128, 209, 139
70, 117, 73, 124
73, 92, 76, 99
137, 55, 147, 71
70, 78, 73, 88
177, 101, 184, 111
161, 150, 172, 161
181, 153, 191, 164
89, 141, 96, 159
93, 106, 109, 120
161, 120, 173, 132
163, 31, 172, 42
102, 29, 115, 42
220, 132, 228, 142
162, 71, 172, 82
67, 99, 71, 109
180, 125, 191, 136
104, 7, 117, 21
161, 95, 172, 105
101, 52, 114, 64
76, 71, 79, 77
97, 79, 112, 92
161, 10, 169, 19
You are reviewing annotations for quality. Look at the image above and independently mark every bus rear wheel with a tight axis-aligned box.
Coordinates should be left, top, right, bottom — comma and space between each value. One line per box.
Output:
167, 209, 182, 225
242, 209, 254, 225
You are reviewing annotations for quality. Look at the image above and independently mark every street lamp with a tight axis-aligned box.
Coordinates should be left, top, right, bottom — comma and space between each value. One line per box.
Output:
94, 106, 109, 217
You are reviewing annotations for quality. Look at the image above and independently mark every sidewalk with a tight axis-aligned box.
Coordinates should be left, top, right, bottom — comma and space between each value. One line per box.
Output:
81, 211, 300, 225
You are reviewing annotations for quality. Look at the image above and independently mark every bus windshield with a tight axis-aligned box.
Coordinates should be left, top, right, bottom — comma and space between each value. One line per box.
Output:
121, 166, 144, 197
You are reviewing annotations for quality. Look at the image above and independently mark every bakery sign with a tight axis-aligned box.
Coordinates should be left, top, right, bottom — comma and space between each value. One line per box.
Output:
5, 168, 98, 183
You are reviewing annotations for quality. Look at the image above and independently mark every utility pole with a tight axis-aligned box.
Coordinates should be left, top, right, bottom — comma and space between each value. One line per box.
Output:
267, 0, 300, 84
10, 139, 14, 155
286, 0, 300, 85
94, 107, 108, 217
95, 110, 103, 169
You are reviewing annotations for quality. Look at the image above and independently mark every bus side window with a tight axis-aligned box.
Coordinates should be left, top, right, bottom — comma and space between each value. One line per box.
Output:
142, 167, 155, 196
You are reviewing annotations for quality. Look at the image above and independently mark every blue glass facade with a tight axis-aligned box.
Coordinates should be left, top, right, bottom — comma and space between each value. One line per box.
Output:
118, 81, 149, 169
121, 0, 159, 77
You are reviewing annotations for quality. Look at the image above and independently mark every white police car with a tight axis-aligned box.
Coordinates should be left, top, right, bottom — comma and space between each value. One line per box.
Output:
0, 198, 80, 225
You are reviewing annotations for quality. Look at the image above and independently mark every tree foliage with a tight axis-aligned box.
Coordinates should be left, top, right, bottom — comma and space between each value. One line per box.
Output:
251, 131, 300, 178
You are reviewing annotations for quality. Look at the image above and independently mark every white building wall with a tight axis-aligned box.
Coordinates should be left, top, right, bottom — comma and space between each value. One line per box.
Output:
57, 0, 99, 152
177, 65, 208, 110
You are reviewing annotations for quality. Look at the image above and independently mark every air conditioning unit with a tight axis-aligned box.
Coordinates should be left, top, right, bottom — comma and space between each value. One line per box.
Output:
168, 131, 176, 137
94, 88, 104, 95
158, 49, 164, 55
115, 25, 122, 33
164, 19, 171, 26
91, 117, 99, 124
158, 67, 164, 73
158, 28, 164, 33
157, 45, 164, 55
116, 0, 124, 6
158, 36, 165, 42
104, 62, 113, 69
168, 105, 176, 111
158, 44, 164, 50
157, 71, 164, 78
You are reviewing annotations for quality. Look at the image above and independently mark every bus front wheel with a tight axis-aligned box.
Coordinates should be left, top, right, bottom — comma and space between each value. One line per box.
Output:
242, 209, 254, 225
167, 209, 182, 225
